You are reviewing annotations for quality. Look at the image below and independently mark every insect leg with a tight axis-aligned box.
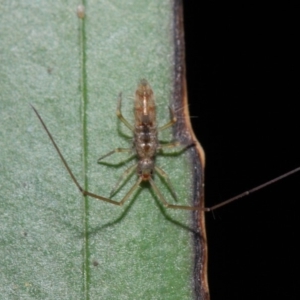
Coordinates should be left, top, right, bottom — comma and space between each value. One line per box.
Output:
205, 166, 300, 211
97, 148, 132, 162
117, 177, 143, 206
158, 107, 177, 131
154, 166, 178, 201
157, 141, 181, 149
149, 177, 200, 210
31, 105, 125, 206
109, 164, 137, 197
116, 92, 134, 131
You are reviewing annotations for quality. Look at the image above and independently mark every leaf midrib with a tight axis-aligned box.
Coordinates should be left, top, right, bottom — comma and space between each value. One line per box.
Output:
78, 8, 90, 299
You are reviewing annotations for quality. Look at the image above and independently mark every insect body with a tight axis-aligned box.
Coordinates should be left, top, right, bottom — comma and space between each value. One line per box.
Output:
98, 79, 199, 210
31, 79, 200, 210
134, 79, 158, 182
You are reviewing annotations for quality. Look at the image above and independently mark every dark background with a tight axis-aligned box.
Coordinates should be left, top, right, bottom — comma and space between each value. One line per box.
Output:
183, 2, 299, 300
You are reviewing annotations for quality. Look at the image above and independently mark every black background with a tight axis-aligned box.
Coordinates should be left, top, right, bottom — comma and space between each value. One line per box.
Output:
183, 2, 299, 300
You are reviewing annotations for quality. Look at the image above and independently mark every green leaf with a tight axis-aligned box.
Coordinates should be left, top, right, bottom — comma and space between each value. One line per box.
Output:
0, 1, 206, 299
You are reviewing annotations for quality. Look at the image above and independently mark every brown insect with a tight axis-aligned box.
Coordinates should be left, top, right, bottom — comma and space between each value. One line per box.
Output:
31, 79, 300, 213
31, 79, 200, 210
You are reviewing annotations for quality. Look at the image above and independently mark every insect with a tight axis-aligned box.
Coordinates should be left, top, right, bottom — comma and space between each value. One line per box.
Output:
31, 79, 200, 210
32, 79, 300, 213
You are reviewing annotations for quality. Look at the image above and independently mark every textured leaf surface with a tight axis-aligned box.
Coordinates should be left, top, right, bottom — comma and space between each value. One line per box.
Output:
0, 1, 197, 299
